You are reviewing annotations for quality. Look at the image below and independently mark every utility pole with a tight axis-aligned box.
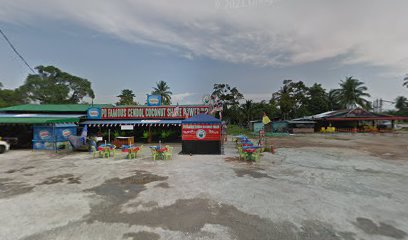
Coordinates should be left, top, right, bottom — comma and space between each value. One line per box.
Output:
373, 99, 380, 113
373, 98, 395, 113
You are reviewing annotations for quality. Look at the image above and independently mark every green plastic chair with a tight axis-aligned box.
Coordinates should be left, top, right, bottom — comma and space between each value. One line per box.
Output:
151, 148, 159, 161
237, 147, 248, 161
137, 145, 144, 158
252, 149, 261, 162
125, 145, 141, 159
90, 146, 98, 159
128, 151, 136, 159
102, 149, 110, 158
164, 146, 173, 160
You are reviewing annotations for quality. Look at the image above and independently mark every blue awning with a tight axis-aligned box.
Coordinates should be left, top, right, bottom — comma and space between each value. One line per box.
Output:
81, 119, 182, 126
182, 114, 221, 124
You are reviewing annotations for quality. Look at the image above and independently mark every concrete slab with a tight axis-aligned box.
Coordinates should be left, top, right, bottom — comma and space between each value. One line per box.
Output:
0, 137, 407, 240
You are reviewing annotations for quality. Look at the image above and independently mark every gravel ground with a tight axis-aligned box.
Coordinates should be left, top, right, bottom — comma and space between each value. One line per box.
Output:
0, 135, 407, 240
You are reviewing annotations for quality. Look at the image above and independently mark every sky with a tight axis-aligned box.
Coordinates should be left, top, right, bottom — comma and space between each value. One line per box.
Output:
0, 0, 407, 109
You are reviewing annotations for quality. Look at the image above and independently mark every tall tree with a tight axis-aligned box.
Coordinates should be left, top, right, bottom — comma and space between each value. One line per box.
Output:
152, 81, 172, 105
252, 100, 279, 121
18, 65, 95, 104
212, 84, 244, 107
211, 83, 244, 123
331, 76, 371, 109
267, 97, 281, 118
241, 100, 254, 124
395, 96, 408, 111
273, 80, 310, 119
328, 89, 341, 110
306, 83, 330, 114
0, 82, 26, 107
116, 89, 137, 105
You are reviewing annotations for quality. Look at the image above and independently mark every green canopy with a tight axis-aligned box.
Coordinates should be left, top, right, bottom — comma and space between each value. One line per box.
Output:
0, 104, 112, 113
0, 117, 80, 124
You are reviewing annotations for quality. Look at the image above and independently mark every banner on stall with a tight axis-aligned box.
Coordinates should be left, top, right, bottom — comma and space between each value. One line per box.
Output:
182, 124, 221, 141
88, 106, 210, 120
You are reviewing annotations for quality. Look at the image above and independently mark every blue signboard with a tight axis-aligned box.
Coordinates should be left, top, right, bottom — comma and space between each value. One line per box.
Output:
87, 107, 102, 119
33, 125, 77, 150
147, 95, 162, 106
33, 126, 53, 141
56, 127, 76, 141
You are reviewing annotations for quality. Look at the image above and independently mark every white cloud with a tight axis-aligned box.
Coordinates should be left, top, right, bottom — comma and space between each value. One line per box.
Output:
242, 93, 273, 102
1, 0, 408, 70
171, 92, 196, 105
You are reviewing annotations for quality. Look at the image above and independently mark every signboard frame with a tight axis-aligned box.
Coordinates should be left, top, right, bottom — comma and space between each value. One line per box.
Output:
87, 106, 210, 120
147, 95, 162, 106
120, 125, 134, 130
182, 124, 221, 141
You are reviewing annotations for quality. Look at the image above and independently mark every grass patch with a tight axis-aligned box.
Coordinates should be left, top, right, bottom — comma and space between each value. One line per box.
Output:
227, 125, 253, 136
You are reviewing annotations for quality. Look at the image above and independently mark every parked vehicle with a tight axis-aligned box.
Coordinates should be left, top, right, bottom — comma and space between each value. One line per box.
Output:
0, 139, 10, 153
2, 137, 18, 148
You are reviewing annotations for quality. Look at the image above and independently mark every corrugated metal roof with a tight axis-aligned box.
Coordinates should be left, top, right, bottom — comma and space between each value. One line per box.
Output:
0, 113, 84, 118
292, 111, 338, 120
287, 120, 316, 124
0, 104, 113, 113
0, 117, 80, 124
292, 108, 407, 121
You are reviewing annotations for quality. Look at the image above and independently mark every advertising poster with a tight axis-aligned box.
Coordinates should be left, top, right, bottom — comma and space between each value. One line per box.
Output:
56, 127, 76, 141
182, 124, 221, 141
147, 95, 162, 106
33, 127, 53, 141
87, 106, 210, 120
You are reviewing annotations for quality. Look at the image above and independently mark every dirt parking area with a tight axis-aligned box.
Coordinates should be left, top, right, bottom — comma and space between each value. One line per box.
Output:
267, 132, 408, 160
0, 134, 407, 240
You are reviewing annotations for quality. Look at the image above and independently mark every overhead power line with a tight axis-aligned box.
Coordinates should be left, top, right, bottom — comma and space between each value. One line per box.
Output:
0, 28, 35, 74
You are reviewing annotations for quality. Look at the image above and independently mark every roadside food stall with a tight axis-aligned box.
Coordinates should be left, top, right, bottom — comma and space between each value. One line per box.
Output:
181, 114, 222, 154
83, 105, 210, 143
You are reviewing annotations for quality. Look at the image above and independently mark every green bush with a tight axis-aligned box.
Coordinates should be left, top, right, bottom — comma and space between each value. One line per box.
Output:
227, 124, 253, 136
160, 130, 171, 139
113, 130, 121, 138
141, 131, 149, 139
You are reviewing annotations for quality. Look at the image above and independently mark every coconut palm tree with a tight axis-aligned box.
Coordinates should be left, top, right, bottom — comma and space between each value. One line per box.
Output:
395, 96, 408, 111
331, 77, 371, 109
152, 81, 172, 105
241, 100, 254, 124
328, 89, 341, 110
